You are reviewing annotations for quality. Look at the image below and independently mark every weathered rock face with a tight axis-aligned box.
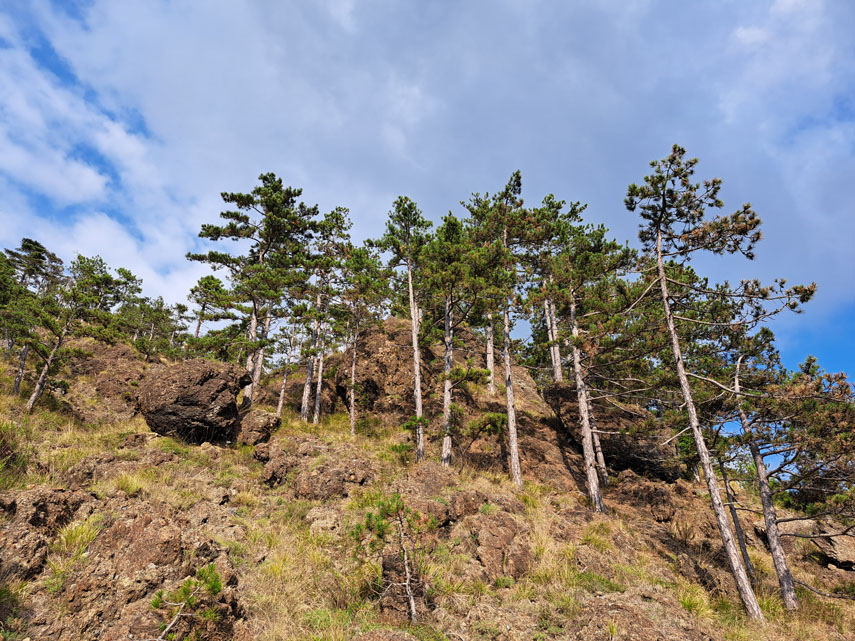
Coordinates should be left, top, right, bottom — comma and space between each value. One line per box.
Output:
0, 487, 92, 581
544, 382, 683, 481
332, 317, 550, 421
236, 409, 279, 446
256, 434, 373, 500
64, 341, 148, 424
811, 523, 855, 569
137, 359, 250, 444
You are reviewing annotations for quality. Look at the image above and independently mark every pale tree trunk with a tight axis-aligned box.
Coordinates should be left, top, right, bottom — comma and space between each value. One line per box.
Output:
407, 262, 426, 460
247, 312, 271, 404
440, 297, 454, 466
312, 319, 329, 424
148, 322, 154, 341
544, 295, 563, 383
13, 344, 29, 396
655, 231, 763, 620
349, 321, 360, 435
276, 325, 297, 418
485, 314, 495, 395
300, 292, 322, 421
589, 403, 609, 486
570, 295, 604, 511
502, 304, 523, 487
735, 370, 799, 610
27, 324, 69, 413
244, 304, 259, 399
719, 460, 757, 586
132, 328, 139, 342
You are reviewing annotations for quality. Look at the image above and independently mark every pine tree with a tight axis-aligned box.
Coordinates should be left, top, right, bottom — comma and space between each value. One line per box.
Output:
421, 214, 486, 467
187, 173, 317, 404
625, 144, 814, 619
340, 243, 390, 434
377, 197, 433, 459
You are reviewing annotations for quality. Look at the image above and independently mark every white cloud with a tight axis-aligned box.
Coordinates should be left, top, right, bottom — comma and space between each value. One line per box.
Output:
0, 0, 851, 367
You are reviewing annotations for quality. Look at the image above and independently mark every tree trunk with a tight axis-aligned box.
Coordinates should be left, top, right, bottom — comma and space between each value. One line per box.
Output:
244, 304, 259, 400
300, 293, 321, 422
719, 460, 757, 586
194, 302, 206, 339
276, 328, 296, 419
247, 312, 271, 404
13, 344, 28, 396
440, 297, 454, 466
734, 371, 799, 610
313, 298, 331, 424
655, 231, 763, 620
407, 262, 426, 461
503, 304, 523, 487
276, 366, 289, 419
570, 295, 604, 511
545, 295, 563, 383
589, 402, 609, 486
485, 314, 495, 395
349, 321, 360, 435
26, 324, 68, 413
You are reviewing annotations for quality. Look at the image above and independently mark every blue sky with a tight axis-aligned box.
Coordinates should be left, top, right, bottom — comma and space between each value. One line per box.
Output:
0, 1, 853, 375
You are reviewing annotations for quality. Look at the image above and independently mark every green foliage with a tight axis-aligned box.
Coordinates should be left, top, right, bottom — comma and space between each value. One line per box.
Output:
150, 563, 223, 637
0, 421, 30, 490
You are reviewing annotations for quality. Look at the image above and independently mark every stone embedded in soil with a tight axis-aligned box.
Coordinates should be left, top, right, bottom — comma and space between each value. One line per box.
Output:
137, 358, 250, 444
237, 408, 279, 445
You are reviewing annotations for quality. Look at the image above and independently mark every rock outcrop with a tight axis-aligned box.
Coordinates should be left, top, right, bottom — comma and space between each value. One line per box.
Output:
137, 359, 250, 443
64, 341, 148, 424
544, 382, 683, 481
236, 408, 279, 446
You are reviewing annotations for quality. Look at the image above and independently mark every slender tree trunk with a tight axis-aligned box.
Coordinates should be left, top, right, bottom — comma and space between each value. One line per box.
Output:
440, 297, 454, 466
276, 327, 296, 418
735, 372, 799, 610
719, 460, 757, 586
655, 231, 763, 620
132, 328, 139, 342
589, 403, 609, 486
276, 366, 289, 419
26, 324, 68, 413
312, 320, 329, 424
396, 511, 418, 624
407, 262, 426, 460
545, 295, 563, 383
300, 293, 321, 421
13, 344, 29, 396
485, 314, 495, 395
194, 302, 207, 339
503, 304, 523, 487
247, 312, 271, 403
349, 321, 360, 435
570, 295, 604, 511
244, 304, 259, 399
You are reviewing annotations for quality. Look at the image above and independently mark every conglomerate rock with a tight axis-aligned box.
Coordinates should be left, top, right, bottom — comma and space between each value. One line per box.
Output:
137, 358, 250, 443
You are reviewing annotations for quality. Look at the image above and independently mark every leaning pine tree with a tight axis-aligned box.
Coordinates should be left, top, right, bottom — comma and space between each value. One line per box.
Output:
625, 144, 814, 620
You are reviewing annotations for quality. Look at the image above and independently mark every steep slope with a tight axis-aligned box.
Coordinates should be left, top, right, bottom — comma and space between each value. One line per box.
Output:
1, 335, 853, 641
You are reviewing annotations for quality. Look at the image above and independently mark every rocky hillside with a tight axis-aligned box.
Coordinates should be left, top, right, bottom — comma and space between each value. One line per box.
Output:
0, 326, 853, 641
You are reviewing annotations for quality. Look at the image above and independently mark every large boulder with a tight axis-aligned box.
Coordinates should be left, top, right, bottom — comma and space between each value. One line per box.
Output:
137, 359, 250, 444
